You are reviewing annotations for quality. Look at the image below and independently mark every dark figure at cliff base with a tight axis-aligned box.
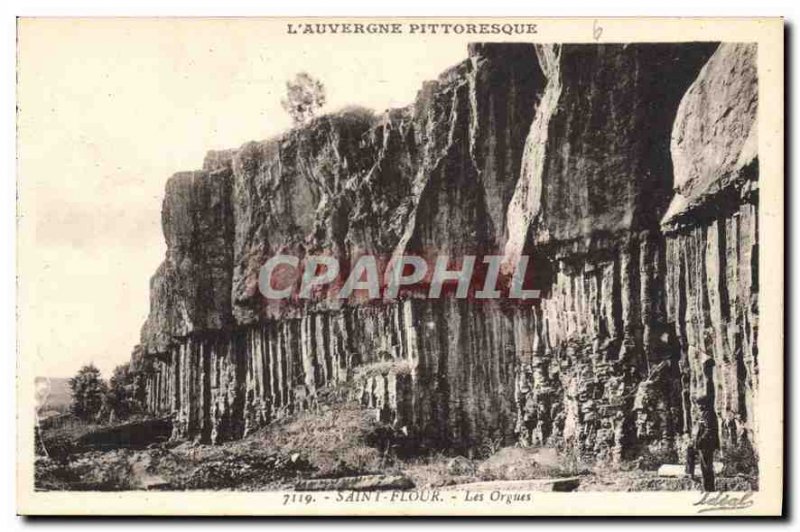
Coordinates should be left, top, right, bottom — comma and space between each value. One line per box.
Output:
692, 395, 720, 492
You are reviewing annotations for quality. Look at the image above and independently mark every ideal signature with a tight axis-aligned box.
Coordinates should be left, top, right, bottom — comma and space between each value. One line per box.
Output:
694, 491, 754, 513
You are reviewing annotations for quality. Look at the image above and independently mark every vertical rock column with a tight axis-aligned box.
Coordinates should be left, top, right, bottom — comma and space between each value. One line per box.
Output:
662, 43, 759, 455
507, 43, 719, 460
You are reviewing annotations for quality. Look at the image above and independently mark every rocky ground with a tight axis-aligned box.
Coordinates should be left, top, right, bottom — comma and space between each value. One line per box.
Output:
35, 404, 756, 492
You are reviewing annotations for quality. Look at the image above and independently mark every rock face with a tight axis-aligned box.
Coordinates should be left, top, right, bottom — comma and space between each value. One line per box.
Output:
502, 43, 724, 463
665, 43, 758, 224
140, 167, 235, 352
132, 42, 758, 465
662, 43, 759, 458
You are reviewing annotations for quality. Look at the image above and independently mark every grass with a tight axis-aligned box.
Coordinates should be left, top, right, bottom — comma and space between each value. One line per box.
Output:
36, 417, 103, 461
253, 401, 399, 478
35, 452, 139, 491
476, 447, 590, 481
34, 366, 757, 492
402, 453, 475, 488
36, 393, 597, 491
399, 446, 595, 488
351, 359, 413, 381
34, 389, 405, 490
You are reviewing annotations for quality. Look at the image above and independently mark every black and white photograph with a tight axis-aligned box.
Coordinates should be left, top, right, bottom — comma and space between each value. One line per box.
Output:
13, 16, 784, 517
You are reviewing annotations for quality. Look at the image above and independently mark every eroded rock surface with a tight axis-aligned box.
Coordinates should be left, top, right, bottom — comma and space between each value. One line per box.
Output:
132, 42, 758, 467
662, 43, 759, 458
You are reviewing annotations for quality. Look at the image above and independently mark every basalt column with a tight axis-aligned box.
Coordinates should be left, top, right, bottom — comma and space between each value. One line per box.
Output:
662, 43, 759, 459
128, 43, 757, 461
134, 43, 548, 447
507, 43, 719, 461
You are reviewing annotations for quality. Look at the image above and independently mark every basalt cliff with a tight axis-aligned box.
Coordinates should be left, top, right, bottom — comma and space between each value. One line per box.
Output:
129, 42, 758, 465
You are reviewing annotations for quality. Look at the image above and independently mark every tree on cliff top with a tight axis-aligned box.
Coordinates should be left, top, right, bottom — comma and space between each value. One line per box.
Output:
68, 364, 107, 421
281, 72, 326, 125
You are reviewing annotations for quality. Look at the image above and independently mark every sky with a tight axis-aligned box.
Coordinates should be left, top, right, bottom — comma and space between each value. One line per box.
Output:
17, 18, 467, 378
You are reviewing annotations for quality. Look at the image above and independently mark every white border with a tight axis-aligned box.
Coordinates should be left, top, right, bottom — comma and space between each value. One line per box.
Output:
3, 0, 795, 528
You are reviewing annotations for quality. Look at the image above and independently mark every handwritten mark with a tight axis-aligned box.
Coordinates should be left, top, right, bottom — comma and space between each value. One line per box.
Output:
592, 20, 603, 41
694, 491, 754, 513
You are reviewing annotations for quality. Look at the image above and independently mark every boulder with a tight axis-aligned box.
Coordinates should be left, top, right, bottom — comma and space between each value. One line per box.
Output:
657, 462, 724, 477
446, 456, 475, 476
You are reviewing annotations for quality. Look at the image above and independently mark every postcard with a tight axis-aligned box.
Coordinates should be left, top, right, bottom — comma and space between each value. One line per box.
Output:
16, 17, 784, 516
